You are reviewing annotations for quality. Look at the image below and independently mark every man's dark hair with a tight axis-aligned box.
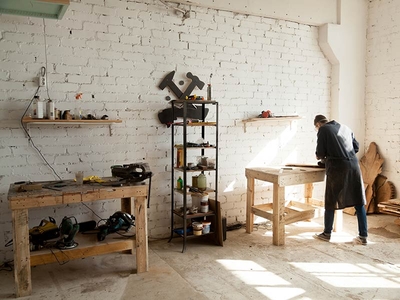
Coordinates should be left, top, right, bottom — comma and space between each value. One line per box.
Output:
314, 115, 328, 126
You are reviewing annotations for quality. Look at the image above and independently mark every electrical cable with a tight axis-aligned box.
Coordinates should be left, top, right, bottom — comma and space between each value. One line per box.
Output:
0, 261, 13, 272
159, 0, 190, 18
42, 18, 51, 101
20, 87, 62, 181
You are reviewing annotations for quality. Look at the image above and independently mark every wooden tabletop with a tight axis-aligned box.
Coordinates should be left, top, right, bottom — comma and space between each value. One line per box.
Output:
8, 180, 148, 210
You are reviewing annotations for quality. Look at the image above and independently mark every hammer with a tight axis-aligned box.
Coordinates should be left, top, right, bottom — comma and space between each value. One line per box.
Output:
158, 71, 183, 99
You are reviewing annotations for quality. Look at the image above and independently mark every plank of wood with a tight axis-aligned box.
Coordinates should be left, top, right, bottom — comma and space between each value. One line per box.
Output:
285, 163, 323, 168
30, 233, 134, 266
359, 142, 384, 214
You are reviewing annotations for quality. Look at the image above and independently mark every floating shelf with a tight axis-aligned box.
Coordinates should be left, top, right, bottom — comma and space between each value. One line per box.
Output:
242, 116, 302, 132
22, 118, 122, 125
242, 116, 302, 123
0, 0, 70, 20
22, 117, 122, 135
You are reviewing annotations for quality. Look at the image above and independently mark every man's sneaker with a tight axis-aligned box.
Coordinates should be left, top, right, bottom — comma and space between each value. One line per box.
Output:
353, 236, 367, 245
313, 232, 331, 242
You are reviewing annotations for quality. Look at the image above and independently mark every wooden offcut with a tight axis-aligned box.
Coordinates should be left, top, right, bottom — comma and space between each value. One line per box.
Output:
359, 142, 384, 214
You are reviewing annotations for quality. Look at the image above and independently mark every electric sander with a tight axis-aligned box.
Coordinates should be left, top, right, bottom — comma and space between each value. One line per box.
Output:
56, 216, 79, 250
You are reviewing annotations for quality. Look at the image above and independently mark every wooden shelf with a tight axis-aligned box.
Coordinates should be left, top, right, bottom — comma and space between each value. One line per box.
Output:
173, 209, 215, 219
22, 117, 122, 125
173, 121, 216, 126
242, 116, 302, 132
30, 232, 134, 267
22, 117, 122, 136
243, 116, 302, 123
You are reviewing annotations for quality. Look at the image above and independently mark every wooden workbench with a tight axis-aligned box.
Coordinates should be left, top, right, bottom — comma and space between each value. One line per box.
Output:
8, 180, 149, 298
246, 167, 326, 246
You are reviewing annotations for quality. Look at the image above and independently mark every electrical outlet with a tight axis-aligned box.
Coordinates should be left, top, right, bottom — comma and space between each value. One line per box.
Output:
39, 76, 46, 87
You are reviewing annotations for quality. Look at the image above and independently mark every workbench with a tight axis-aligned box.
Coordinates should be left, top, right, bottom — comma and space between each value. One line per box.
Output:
8, 180, 148, 297
246, 167, 326, 246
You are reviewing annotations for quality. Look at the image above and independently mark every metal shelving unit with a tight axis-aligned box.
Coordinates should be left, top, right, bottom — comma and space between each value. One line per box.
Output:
168, 100, 222, 252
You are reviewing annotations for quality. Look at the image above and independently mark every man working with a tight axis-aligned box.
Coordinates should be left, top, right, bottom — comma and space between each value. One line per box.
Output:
313, 114, 368, 245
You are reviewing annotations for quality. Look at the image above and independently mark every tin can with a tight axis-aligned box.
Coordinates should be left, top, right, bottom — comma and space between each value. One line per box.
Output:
176, 148, 183, 168
192, 175, 198, 188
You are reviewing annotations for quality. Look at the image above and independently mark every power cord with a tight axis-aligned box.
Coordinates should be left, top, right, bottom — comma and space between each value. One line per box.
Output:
20, 90, 62, 181
0, 261, 13, 272
42, 18, 51, 101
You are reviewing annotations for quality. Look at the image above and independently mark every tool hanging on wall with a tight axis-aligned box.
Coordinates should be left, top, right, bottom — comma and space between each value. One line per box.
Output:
159, 71, 205, 100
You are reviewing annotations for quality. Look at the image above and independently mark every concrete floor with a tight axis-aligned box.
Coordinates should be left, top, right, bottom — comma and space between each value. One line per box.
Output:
1, 213, 400, 300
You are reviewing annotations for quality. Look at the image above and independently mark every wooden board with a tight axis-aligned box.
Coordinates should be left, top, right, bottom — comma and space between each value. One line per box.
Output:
285, 163, 324, 169
30, 232, 134, 267
208, 199, 223, 246
359, 142, 384, 214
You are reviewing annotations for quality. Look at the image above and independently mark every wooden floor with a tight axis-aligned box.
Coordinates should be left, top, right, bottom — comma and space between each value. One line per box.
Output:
0, 213, 399, 300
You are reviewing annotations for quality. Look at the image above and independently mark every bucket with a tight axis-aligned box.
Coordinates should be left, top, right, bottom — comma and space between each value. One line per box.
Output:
200, 196, 209, 213
202, 221, 211, 234
192, 222, 203, 235
192, 193, 208, 208
192, 222, 203, 230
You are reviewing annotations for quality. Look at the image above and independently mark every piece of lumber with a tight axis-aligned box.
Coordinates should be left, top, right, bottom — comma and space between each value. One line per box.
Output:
359, 142, 384, 214
375, 175, 396, 213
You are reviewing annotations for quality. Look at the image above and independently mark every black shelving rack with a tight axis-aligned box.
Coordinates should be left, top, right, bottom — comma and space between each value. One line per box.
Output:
168, 99, 221, 252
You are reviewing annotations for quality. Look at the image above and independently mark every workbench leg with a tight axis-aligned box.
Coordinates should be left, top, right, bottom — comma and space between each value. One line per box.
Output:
12, 209, 32, 297
272, 184, 285, 246
304, 183, 313, 204
246, 176, 255, 233
135, 196, 148, 273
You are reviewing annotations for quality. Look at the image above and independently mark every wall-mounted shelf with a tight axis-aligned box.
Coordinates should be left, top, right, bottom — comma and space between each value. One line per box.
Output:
0, 0, 70, 20
22, 117, 122, 135
242, 116, 302, 132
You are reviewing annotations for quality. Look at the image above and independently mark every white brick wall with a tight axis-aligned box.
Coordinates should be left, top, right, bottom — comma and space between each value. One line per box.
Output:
0, 0, 330, 262
366, 0, 400, 187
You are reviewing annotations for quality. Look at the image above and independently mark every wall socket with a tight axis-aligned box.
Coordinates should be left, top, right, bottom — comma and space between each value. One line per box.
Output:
39, 76, 46, 87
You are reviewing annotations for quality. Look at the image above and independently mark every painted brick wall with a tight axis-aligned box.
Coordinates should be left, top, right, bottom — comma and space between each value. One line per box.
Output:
366, 0, 400, 186
0, 0, 330, 261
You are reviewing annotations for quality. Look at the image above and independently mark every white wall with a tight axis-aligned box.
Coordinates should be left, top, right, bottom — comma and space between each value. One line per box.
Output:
168, 0, 339, 26
365, 0, 400, 186
0, 0, 330, 261
318, 0, 368, 153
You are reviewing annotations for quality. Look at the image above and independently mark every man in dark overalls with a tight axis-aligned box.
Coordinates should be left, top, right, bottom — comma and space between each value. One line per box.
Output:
313, 114, 368, 245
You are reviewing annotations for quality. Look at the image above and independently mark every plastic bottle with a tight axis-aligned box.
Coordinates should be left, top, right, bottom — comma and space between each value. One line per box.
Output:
197, 173, 207, 191
177, 176, 183, 190
46, 99, 55, 120
32, 96, 44, 119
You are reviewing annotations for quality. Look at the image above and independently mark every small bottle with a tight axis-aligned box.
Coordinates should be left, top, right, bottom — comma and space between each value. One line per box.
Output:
32, 96, 44, 119
74, 106, 82, 120
177, 176, 183, 190
46, 99, 55, 120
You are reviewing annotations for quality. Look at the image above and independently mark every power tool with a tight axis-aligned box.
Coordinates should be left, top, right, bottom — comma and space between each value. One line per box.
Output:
56, 216, 79, 250
29, 217, 59, 251
110, 162, 153, 208
97, 211, 135, 241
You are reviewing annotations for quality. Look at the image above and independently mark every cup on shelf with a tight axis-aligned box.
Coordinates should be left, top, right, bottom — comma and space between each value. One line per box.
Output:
75, 171, 84, 185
